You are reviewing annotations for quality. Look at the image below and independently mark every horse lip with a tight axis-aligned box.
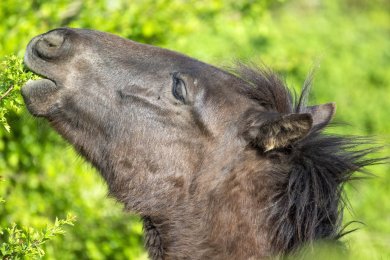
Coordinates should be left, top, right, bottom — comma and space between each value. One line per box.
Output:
22, 61, 59, 98
22, 78, 58, 100
21, 77, 60, 117
21, 56, 58, 100
24, 36, 58, 83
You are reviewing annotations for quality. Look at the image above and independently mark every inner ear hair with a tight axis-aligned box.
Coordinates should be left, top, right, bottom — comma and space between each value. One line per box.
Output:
259, 113, 313, 152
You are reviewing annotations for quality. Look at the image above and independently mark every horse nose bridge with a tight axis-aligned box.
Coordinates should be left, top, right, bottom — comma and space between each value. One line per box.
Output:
33, 28, 70, 60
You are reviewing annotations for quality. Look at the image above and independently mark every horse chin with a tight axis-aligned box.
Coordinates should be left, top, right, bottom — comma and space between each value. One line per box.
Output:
21, 78, 60, 117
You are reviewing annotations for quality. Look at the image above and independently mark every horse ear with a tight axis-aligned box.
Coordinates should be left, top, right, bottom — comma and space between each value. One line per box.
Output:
243, 111, 313, 152
306, 102, 336, 127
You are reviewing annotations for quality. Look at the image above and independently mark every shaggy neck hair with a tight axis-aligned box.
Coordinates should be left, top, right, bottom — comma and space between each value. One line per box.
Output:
234, 64, 383, 254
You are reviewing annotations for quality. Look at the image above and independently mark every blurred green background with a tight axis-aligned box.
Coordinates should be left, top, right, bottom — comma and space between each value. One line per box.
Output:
0, 0, 389, 259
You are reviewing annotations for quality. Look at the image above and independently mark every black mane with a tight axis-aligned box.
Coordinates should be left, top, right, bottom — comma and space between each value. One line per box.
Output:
235, 64, 384, 254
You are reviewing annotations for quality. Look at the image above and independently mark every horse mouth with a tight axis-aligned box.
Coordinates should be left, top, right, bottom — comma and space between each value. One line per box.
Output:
21, 68, 60, 117
21, 31, 65, 117
22, 77, 57, 96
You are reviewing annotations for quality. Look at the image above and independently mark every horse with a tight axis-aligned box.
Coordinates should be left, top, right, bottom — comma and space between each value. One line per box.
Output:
21, 28, 381, 259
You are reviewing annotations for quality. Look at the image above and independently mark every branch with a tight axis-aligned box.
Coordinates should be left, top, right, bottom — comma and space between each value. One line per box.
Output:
0, 85, 14, 102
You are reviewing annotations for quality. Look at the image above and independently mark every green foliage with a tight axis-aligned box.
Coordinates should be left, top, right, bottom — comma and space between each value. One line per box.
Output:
0, 0, 389, 259
0, 56, 39, 132
0, 56, 75, 259
0, 213, 75, 259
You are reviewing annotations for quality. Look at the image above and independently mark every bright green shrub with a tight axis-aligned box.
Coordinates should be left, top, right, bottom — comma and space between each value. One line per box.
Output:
0, 212, 75, 259
0, 56, 39, 132
0, 57, 76, 259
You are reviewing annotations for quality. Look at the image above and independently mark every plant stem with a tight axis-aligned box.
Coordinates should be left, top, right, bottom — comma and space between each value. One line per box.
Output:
0, 85, 14, 101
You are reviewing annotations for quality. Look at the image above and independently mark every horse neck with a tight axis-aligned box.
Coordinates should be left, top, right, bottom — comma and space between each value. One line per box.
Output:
143, 149, 275, 259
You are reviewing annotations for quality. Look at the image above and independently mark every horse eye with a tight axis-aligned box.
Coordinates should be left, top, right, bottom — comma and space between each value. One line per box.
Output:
172, 73, 187, 104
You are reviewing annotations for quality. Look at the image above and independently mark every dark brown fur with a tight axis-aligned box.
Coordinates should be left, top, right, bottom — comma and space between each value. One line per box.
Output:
21, 28, 383, 259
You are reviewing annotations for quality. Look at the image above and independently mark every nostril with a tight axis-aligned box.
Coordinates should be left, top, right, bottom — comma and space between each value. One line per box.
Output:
44, 39, 58, 48
34, 29, 67, 60
42, 31, 65, 48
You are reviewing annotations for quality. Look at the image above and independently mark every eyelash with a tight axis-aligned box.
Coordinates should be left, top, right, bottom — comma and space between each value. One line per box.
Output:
172, 73, 187, 104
